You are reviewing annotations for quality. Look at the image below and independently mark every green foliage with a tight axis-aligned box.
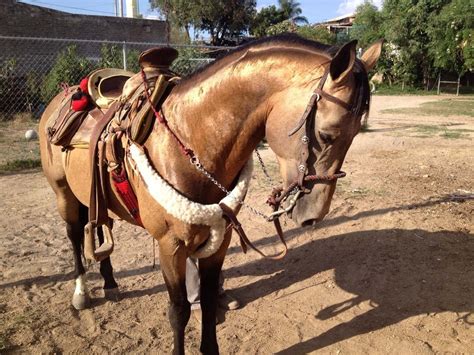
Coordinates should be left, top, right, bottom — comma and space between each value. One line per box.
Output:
150, 0, 256, 45
265, 21, 336, 45
428, 0, 473, 75
350, 1, 383, 48
349, 0, 472, 88
196, 0, 256, 45
99, 45, 140, 72
41, 46, 94, 103
266, 19, 297, 36
0, 59, 19, 116
0, 59, 44, 118
250, 5, 286, 37
149, 0, 196, 41
296, 26, 336, 44
382, 0, 451, 87
171, 47, 212, 76
0, 158, 41, 173
278, 0, 307, 24
251, 0, 309, 38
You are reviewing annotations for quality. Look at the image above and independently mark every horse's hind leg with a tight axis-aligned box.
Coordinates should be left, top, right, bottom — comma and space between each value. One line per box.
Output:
97, 222, 119, 300
62, 200, 90, 310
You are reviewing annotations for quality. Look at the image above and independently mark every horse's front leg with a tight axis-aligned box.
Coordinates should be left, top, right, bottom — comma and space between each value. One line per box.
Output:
198, 229, 232, 355
159, 236, 190, 355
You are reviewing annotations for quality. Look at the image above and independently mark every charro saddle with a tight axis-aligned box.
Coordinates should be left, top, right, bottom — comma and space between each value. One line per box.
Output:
45, 47, 180, 261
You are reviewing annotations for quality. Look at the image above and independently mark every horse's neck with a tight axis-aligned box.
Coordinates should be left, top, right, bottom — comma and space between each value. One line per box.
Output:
144, 50, 320, 201
161, 65, 274, 182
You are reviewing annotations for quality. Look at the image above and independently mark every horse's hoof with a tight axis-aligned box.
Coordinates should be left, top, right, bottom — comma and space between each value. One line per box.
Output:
72, 293, 90, 310
104, 287, 120, 302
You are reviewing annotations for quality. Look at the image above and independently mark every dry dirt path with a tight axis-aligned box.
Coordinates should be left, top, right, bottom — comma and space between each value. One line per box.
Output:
0, 95, 473, 353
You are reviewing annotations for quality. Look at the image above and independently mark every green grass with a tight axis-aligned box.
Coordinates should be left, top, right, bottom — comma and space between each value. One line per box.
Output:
374, 84, 474, 96
389, 124, 473, 139
374, 85, 435, 96
381, 99, 474, 117
0, 158, 41, 173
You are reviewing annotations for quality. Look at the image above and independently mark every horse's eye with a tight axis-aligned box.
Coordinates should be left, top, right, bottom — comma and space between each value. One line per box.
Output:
319, 132, 334, 144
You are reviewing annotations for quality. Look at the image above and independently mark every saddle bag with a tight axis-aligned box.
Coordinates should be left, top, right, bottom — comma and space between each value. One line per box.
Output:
46, 92, 89, 147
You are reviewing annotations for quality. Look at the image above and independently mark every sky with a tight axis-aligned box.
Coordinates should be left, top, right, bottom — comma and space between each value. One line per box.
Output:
20, 0, 383, 23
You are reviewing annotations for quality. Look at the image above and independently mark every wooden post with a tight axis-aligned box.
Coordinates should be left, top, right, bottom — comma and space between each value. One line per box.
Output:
437, 73, 441, 95
456, 75, 460, 96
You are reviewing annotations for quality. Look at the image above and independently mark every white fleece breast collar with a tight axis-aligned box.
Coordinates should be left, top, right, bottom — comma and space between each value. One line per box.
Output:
128, 144, 253, 258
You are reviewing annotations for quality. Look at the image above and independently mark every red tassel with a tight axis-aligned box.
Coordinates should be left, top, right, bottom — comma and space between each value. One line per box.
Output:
79, 77, 89, 94
71, 95, 89, 111
112, 169, 143, 226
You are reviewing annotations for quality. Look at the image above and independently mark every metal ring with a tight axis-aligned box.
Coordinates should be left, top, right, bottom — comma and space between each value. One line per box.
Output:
301, 135, 309, 144
316, 93, 321, 102
298, 164, 306, 173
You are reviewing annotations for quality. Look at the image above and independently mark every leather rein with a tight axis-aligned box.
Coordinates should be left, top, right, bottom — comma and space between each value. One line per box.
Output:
141, 68, 350, 260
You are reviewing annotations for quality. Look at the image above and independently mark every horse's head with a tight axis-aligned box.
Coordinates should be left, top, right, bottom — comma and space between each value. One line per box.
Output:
266, 39, 383, 226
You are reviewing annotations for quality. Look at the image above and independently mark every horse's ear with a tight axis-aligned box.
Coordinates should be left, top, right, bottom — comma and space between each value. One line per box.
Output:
329, 40, 357, 83
361, 39, 384, 72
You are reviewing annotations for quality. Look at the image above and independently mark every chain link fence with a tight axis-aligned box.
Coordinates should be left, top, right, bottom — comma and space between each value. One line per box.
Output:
0, 36, 231, 120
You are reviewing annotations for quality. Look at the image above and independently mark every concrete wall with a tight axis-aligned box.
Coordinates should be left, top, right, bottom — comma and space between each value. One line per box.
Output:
0, 0, 167, 42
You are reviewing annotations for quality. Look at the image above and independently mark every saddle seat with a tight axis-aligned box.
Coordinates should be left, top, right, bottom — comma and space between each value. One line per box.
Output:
88, 68, 135, 109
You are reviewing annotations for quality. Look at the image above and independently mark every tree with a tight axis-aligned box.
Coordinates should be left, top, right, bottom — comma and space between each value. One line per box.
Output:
150, 0, 256, 45
350, 1, 383, 48
278, 0, 308, 25
295, 26, 336, 44
195, 0, 256, 45
250, 5, 286, 37
42, 46, 93, 103
149, 0, 196, 41
382, 0, 451, 87
266, 21, 336, 45
428, 0, 473, 76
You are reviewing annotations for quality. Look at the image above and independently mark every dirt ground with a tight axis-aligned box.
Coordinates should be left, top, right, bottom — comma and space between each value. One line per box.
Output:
0, 95, 473, 354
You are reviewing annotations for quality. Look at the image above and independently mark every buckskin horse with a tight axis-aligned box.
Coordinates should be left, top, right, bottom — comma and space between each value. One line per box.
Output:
39, 34, 382, 354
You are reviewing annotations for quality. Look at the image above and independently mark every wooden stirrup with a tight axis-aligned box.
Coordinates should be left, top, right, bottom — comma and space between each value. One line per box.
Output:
84, 223, 114, 262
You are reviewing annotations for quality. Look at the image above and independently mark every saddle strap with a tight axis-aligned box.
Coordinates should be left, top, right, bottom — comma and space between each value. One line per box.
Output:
88, 101, 120, 227
219, 203, 287, 260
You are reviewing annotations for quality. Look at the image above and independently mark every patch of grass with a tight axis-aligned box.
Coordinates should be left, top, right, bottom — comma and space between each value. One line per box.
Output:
373, 84, 474, 96
0, 158, 41, 173
374, 84, 434, 96
441, 130, 465, 139
381, 99, 474, 117
0, 116, 41, 170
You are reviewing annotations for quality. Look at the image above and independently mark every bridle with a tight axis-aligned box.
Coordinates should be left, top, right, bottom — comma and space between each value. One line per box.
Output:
140, 67, 352, 259
266, 69, 349, 221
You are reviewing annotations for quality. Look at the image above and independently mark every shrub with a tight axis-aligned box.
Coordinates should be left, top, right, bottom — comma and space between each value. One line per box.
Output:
41, 45, 94, 103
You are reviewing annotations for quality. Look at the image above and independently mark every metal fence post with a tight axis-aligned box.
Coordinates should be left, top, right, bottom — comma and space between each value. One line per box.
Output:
122, 41, 127, 70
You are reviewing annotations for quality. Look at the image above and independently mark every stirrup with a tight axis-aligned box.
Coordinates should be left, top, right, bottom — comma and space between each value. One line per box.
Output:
84, 222, 114, 262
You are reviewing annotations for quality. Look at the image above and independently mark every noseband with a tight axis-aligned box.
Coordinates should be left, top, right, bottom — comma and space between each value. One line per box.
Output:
267, 69, 349, 219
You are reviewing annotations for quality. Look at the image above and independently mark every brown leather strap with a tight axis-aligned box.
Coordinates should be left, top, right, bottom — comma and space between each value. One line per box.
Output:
88, 101, 120, 227
315, 88, 352, 111
220, 203, 287, 260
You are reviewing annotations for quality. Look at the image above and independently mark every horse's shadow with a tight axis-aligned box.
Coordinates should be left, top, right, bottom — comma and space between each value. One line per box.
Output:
225, 228, 474, 353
